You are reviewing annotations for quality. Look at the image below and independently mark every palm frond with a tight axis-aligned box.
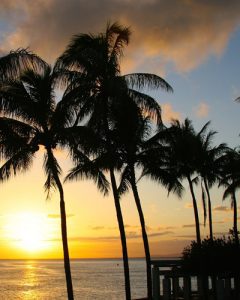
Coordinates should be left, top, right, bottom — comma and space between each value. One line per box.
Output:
197, 121, 211, 138
118, 165, 132, 196
0, 117, 35, 159
192, 176, 199, 185
43, 151, 62, 199
201, 179, 207, 226
65, 151, 109, 196
0, 49, 46, 80
235, 96, 240, 102
124, 73, 173, 92
128, 89, 162, 124
107, 22, 131, 65
0, 147, 34, 181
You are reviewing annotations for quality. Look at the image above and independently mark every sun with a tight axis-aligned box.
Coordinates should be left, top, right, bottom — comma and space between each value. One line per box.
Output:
7, 213, 51, 252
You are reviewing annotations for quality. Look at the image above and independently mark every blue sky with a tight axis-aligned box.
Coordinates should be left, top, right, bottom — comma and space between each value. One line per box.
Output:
0, 0, 239, 258
163, 27, 240, 147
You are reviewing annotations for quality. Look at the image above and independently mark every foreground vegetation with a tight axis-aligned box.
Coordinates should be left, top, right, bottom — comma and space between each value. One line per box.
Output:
182, 236, 240, 274
0, 23, 239, 300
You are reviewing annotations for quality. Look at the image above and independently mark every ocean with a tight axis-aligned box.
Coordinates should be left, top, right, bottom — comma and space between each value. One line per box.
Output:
0, 258, 148, 299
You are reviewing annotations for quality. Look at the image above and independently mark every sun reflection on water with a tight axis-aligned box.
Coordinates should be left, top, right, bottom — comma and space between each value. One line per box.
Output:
21, 262, 39, 300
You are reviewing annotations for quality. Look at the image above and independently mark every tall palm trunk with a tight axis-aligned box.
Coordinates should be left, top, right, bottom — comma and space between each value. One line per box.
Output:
203, 178, 213, 241
129, 165, 152, 300
48, 149, 74, 300
110, 167, 131, 300
187, 175, 201, 245
232, 191, 239, 245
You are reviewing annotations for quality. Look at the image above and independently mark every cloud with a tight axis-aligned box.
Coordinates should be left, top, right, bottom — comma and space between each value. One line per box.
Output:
194, 102, 209, 118
182, 224, 196, 228
213, 206, 231, 212
175, 234, 196, 239
161, 103, 181, 123
107, 226, 118, 230
47, 230, 174, 242
147, 231, 174, 238
184, 202, 193, 209
182, 223, 203, 228
0, 0, 240, 73
48, 213, 75, 219
125, 224, 140, 229
145, 226, 153, 231
214, 231, 230, 236
158, 226, 177, 230
213, 220, 226, 224
90, 226, 105, 231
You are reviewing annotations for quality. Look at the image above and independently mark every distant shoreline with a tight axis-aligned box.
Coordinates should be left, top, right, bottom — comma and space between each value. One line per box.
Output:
0, 255, 180, 261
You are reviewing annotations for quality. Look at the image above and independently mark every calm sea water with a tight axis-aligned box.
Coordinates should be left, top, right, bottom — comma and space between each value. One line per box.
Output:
0, 258, 149, 299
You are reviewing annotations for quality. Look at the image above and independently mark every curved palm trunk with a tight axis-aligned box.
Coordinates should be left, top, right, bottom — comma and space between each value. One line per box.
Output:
55, 177, 74, 300
187, 175, 201, 245
232, 191, 239, 245
48, 149, 74, 300
129, 165, 152, 300
203, 178, 213, 241
110, 167, 131, 300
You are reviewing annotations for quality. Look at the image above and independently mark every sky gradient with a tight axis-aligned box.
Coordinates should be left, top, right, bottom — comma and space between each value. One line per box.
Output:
0, 0, 239, 259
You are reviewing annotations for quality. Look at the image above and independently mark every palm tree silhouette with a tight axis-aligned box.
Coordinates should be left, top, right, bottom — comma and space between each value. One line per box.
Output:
65, 125, 130, 298
56, 22, 173, 299
0, 60, 92, 300
114, 105, 155, 299
161, 119, 202, 244
196, 122, 227, 240
219, 148, 240, 245
0, 49, 45, 81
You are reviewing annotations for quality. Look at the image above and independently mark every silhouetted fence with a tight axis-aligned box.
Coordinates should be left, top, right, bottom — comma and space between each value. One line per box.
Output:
151, 259, 240, 299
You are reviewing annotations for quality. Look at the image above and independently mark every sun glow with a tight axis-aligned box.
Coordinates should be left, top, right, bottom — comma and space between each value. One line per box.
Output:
6, 213, 51, 252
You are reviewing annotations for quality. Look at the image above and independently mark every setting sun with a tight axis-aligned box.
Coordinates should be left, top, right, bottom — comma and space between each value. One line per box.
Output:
6, 213, 51, 252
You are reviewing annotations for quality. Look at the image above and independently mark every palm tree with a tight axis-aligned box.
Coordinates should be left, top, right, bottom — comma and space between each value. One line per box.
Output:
0, 49, 45, 79
219, 148, 240, 245
0, 61, 92, 300
56, 22, 173, 299
158, 119, 202, 244
65, 126, 131, 299
196, 122, 228, 240
112, 104, 155, 299
120, 113, 184, 298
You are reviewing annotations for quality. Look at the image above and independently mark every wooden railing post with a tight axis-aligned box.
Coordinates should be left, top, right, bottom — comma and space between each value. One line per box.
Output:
172, 276, 179, 299
163, 278, 171, 300
152, 266, 160, 300
183, 276, 191, 300
225, 277, 231, 299
216, 279, 225, 300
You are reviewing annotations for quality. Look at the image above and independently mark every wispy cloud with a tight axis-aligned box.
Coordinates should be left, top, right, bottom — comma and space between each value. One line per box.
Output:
175, 234, 195, 239
213, 206, 231, 212
194, 102, 209, 118
184, 202, 193, 209
47, 230, 174, 242
48, 214, 75, 219
161, 103, 181, 123
213, 220, 226, 224
125, 224, 140, 229
0, 0, 240, 73
158, 226, 177, 230
182, 223, 203, 228
90, 226, 105, 231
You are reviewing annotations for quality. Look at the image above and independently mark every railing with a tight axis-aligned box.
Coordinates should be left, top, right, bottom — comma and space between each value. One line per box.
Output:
151, 259, 240, 300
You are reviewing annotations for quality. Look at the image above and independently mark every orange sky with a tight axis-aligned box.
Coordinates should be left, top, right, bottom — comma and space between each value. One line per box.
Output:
0, 149, 234, 259
0, 0, 239, 259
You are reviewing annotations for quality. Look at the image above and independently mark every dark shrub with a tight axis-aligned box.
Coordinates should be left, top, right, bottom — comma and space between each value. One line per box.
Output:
181, 236, 240, 275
